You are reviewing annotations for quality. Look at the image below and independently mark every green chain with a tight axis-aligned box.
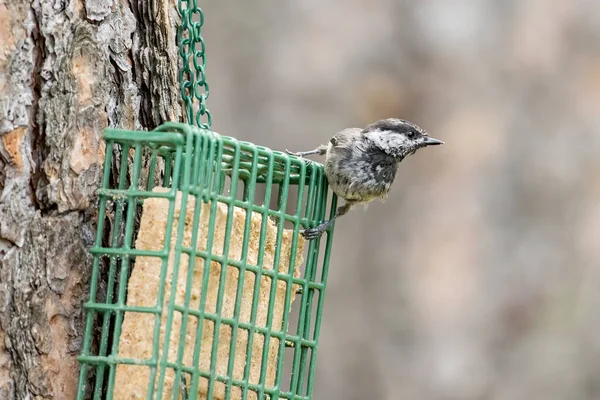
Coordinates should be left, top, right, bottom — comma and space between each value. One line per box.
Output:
178, 0, 212, 129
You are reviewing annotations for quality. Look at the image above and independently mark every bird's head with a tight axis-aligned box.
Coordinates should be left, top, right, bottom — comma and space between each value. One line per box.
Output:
362, 118, 444, 160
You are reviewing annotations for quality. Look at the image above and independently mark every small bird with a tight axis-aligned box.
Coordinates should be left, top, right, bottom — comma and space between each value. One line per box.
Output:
286, 118, 444, 240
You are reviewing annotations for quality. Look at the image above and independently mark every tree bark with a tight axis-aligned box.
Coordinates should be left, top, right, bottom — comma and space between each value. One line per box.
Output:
0, 0, 181, 398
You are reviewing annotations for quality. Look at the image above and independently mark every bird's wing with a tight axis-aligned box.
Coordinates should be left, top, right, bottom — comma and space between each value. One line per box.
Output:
329, 128, 362, 149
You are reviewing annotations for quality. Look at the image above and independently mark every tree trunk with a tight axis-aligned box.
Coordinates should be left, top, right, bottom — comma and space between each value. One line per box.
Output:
0, 1, 181, 398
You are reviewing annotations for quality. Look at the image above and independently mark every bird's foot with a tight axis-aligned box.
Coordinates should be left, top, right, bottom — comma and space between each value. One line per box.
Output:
301, 227, 325, 240
285, 149, 315, 164
301, 219, 334, 240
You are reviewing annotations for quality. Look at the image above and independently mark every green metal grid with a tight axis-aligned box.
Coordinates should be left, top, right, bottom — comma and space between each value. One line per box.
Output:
77, 122, 337, 399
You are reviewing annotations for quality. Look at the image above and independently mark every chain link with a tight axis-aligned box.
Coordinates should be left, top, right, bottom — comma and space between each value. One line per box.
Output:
178, 0, 212, 129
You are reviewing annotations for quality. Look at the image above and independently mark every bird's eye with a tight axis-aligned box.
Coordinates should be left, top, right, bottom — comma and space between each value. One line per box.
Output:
407, 131, 416, 139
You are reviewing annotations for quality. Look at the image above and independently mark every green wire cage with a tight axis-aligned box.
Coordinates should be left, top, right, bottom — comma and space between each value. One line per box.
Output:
77, 3, 336, 400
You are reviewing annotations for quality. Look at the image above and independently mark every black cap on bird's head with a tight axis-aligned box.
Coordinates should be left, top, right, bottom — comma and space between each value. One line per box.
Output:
362, 118, 444, 159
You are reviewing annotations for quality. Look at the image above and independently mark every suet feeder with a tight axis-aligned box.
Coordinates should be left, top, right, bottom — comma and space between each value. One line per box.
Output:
77, 3, 336, 400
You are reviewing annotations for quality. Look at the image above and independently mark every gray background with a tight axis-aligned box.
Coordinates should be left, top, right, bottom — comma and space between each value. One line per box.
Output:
202, 1, 600, 399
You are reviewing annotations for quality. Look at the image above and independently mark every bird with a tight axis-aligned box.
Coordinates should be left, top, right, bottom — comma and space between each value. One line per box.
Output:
285, 118, 444, 240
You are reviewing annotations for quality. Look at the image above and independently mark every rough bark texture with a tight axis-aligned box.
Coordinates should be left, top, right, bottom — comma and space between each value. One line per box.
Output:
0, 0, 181, 398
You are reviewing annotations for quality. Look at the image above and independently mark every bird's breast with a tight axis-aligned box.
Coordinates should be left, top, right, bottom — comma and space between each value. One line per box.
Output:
325, 147, 397, 201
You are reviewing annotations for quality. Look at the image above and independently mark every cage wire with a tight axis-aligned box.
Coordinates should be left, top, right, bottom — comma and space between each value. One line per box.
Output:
76, 2, 337, 400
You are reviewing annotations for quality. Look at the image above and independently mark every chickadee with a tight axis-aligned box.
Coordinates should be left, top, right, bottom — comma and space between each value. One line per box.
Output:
286, 118, 444, 240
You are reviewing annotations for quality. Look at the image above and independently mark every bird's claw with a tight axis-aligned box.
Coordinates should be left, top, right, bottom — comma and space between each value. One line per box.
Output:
285, 149, 315, 165
301, 227, 324, 240
285, 149, 305, 159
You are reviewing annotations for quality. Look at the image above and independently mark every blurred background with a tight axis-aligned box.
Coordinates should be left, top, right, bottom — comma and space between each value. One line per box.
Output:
201, 1, 600, 399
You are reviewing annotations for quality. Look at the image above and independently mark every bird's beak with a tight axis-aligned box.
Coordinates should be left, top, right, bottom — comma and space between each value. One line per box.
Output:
423, 136, 444, 146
